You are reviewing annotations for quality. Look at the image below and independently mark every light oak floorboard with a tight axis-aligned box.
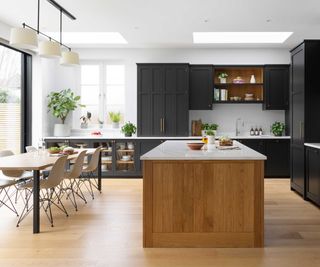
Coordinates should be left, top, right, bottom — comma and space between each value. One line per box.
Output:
0, 179, 319, 267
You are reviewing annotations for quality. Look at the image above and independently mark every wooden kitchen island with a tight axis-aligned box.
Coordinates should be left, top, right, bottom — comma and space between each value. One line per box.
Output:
141, 141, 266, 248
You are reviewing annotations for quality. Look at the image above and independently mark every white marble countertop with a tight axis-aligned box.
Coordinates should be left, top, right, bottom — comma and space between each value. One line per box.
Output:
305, 143, 320, 149
140, 140, 267, 161
44, 135, 291, 140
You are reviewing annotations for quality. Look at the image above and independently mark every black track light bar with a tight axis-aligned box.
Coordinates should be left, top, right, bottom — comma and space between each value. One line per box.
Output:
46, 0, 76, 20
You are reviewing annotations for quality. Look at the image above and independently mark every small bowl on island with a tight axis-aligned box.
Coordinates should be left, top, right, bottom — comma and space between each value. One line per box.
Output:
187, 142, 204, 150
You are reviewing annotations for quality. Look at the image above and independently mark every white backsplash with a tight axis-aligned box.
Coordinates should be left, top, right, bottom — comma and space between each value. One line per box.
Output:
189, 104, 285, 136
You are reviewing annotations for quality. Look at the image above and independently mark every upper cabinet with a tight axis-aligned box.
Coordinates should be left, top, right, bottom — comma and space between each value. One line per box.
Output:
189, 65, 213, 110
137, 64, 189, 137
263, 65, 289, 110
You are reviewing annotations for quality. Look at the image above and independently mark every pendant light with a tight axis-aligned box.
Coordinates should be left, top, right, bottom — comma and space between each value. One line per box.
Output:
39, 39, 61, 58
9, 0, 79, 65
9, 27, 38, 50
60, 50, 79, 66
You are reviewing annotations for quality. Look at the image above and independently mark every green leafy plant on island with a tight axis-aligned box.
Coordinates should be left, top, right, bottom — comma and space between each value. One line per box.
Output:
47, 88, 84, 124
121, 122, 137, 137
201, 123, 218, 131
271, 121, 285, 136
109, 111, 121, 123
206, 130, 215, 136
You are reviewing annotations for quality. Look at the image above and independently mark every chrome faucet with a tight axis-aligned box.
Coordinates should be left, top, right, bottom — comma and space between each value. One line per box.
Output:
236, 118, 242, 136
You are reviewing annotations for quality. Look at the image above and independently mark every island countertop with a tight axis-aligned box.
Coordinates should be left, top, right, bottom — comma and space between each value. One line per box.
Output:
140, 140, 267, 161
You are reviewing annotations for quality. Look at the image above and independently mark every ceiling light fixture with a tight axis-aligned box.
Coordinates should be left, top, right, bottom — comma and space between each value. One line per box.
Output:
9, 0, 79, 66
193, 32, 293, 44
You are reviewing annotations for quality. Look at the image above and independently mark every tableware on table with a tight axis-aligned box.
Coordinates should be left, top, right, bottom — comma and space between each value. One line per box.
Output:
121, 155, 131, 161
187, 142, 204, 150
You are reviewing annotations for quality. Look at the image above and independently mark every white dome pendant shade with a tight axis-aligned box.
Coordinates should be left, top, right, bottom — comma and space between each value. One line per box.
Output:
39, 40, 61, 58
9, 27, 38, 50
60, 50, 79, 66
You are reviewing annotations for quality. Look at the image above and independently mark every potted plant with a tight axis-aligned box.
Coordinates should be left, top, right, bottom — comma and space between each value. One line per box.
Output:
47, 88, 84, 137
271, 122, 285, 136
201, 123, 218, 136
218, 72, 228, 83
206, 130, 215, 144
109, 111, 121, 128
121, 122, 137, 137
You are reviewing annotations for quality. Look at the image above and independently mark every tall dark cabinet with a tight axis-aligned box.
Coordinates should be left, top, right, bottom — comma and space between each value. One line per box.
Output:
137, 64, 189, 136
189, 65, 213, 110
290, 40, 320, 197
264, 65, 289, 110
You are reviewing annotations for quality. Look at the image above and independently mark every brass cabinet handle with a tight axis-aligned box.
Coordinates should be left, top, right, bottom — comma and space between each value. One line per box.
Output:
160, 119, 162, 132
299, 121, 304, 140
162, 118, 165, 133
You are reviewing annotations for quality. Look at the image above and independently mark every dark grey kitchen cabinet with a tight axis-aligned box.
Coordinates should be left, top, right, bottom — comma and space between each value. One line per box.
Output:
306, 146, 320, 207
265, 139, 290, 177
137, 64, 189, 137
290, 40, 320, 197
237, 138, 290, 178
189, 65, 213, 110
263, 65, 289, 110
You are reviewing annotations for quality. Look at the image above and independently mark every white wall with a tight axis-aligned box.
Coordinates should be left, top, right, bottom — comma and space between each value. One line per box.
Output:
71, 47, 290, 135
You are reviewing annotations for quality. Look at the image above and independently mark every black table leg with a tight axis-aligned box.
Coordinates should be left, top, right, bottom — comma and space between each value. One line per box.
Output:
98, 152, 102, 192
33, 170, 40, 234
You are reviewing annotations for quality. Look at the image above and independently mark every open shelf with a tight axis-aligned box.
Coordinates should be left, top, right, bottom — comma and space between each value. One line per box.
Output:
117, 160, 134, 164
215, 83, 264, 86
213, 100, 263, 104
117, 149, 134, 152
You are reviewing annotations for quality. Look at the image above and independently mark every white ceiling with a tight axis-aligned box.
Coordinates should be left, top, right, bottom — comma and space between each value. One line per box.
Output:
0, 0, 319, 49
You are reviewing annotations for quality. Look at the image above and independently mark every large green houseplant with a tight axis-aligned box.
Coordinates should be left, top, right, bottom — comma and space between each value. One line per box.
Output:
47, 89, 84, 136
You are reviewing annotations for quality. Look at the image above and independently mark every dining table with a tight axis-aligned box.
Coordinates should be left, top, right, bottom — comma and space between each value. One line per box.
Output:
0, 148, 102, 233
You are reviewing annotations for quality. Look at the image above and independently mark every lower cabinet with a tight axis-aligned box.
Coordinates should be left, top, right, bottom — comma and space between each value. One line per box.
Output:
291, 144, 305, 196
306, 147, 320, 206
237, 139, 290, 178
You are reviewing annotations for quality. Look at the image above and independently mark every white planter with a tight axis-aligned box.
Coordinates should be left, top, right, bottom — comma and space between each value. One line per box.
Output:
219, 77, 227, 84
54, 124, 71, 137
112, 122, 119, 128
207, 136, 215, 144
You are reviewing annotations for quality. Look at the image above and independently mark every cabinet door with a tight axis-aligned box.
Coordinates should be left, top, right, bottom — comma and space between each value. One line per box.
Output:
265, 139, 290, 177
306, 147, 320, 206
189, 65, 213, 110
238, 139, 265, 154
152, 93, 165, 136
137, 140, 163, 172
292, 92, 304, 145
291, 145, 305, 196
264, 65, 289, 110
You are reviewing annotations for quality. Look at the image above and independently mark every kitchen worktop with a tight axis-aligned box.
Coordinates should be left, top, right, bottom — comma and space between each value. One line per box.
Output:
305, 143, 320, 149
140, 140, 267, 161
44, 135, 291, 140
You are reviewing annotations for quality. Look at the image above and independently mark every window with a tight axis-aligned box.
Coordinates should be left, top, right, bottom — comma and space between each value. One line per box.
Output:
0, 44, 31, 154
80, 63, 125, 126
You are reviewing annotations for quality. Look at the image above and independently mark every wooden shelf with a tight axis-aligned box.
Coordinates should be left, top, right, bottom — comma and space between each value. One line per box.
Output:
215, 83, 264, 86
117, 149, 134, 152
117, 160, 134, 164
213, 100, 263, 104
102, 160, 112, 164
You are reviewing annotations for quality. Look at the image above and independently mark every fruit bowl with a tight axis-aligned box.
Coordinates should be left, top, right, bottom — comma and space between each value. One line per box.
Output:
187, 142, 204, 150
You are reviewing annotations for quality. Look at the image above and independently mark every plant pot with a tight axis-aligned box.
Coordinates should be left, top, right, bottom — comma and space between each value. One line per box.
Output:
201, 130, 207, 136
219, 77, 227, 84
112, 122, 119, 128
125, 133, 132, 137
207, 136, 215, 144
273, 132, 283, 137
54, 124, 71, 137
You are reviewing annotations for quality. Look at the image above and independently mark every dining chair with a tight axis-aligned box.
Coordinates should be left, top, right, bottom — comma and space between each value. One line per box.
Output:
25, 146, 38, 153
0, 150, 33, 205
60, 150, 87, 211
79, 146, 102, 200
0, 178, 19, 216
17, 155, 69, 227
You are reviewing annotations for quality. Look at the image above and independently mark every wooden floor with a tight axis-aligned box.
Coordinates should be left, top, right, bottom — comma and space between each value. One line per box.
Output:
0, 179, 319, 267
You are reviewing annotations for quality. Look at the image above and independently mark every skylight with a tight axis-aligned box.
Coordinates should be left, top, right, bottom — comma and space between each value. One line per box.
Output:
193, 32, 293, 44
45, 32, 128, 44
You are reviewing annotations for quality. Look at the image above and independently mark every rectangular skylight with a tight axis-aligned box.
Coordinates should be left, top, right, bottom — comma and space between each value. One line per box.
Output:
45, 32, 128, 44
193, 32, 293, 44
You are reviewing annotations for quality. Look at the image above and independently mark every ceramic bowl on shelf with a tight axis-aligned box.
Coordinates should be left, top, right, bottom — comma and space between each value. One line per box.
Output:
187, 142, 204, 150
122, 155, 131, 161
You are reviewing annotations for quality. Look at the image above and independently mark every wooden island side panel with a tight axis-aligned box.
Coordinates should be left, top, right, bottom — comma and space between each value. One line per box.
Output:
143, 160, 264, 248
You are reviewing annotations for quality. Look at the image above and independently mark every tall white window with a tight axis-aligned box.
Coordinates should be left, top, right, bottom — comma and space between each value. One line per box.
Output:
80, 63, 125, 126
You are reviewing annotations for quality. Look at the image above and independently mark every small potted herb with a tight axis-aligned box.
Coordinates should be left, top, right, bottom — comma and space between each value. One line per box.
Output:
201, 123, 218, 136
109, 111, 121, 128
218, 72, 228, 83
271, 122, 285, 136
121, 122, 137, 137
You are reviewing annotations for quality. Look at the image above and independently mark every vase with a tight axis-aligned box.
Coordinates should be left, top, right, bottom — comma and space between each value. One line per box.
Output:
250, 75, 256, 83
54, 124, 71, 137
207, 136, 215, 144
112, 122, 119, 128
125, 133, 132, 137
220, 77, 227, 84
